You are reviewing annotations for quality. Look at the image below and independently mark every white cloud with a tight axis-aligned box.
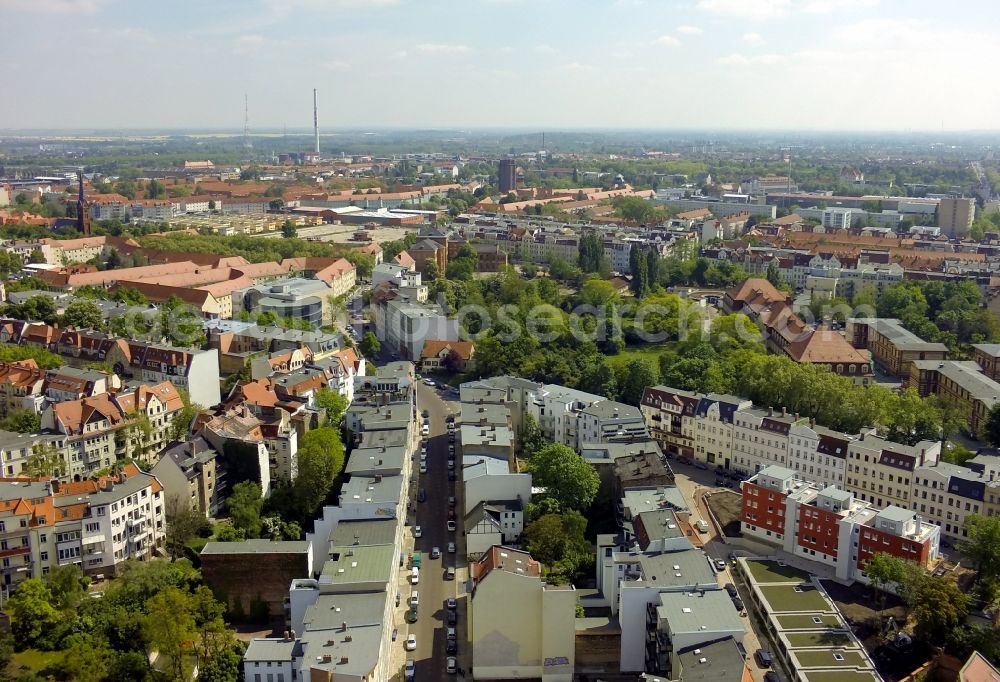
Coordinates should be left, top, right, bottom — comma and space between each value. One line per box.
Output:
696, 0, 877, 19
653, 35, 681, 47
717, 52, 787, 66
742, 32, 765, 46
1, 0, 108, 13
534, 44, 557, 53
415, 43, 471, 53
233, 34, 267, 55
676, 25, 702, 35
323, 60, 351, 71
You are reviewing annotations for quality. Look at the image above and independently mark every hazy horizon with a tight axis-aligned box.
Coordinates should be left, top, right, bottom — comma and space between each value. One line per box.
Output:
2, 0, 998, 131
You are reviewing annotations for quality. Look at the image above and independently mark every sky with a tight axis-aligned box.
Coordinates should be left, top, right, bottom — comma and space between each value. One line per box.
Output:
1, 0, 998, 131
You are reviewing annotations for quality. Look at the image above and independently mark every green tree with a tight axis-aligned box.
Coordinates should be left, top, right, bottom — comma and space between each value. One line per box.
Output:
910, 574, 969, 642
61, 299, 104, 330
144, 586, 197, 681
960, 515, 1000, 587
423, 259, 440, 282
166, 503, 212, 560
27, 248, 46, 264
281, 221, 297, 239
315, 388, 349, 427
983, 403, 1000, 446
519, 413, 547, 458
529, 443, 599, 512
616, 358, 658, 406
359, 331, 381, 357
7, 578, 60, 647
226, 481, 264, 537
293, 427, 345, 517
25, 441, 67, 478
0, 408, 41, 433
57, 632, 113, 682
524, 510, 592, 583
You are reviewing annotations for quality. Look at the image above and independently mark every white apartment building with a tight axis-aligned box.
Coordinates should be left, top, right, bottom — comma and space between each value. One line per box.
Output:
531, 384, 606, 450
0, 462, 165, 589
373, 298, 459, 362
576, 401, 649, 451
822, 207, 854, 229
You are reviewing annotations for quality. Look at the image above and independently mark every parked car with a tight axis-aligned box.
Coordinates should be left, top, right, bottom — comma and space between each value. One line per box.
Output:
421, 409, 429, 418
448, 471, 455, 481
405, 634, 417, 651
447, 521, 457, 532
732, 597, 744, 611
448, 496, 456, 507
756, 649, 773, 668
409, 592, 420, 608
446, 639, 457, 655
418, 488, 426, 502
423, 378, 435, 386
715, 559, 727, 571
431, 546, 441, 559
446, 657, 457, 674
446, 566, 456, 580
414, 526, 422, 538
419, 462, 427, 474
764, 672, 781, 682
725, 584, 738, 598
446, 627, 456, 641
446, 597, 457, 610
405, 659, 415, 681
447, 542, 456, 553
447, 609, 457, 624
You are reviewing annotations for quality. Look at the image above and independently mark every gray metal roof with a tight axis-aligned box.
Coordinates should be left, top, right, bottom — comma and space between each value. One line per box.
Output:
656, 590, 745, 636
328, 519, 398, 548
634, 549, 717, 588
201, 539, 311, 555
243, 637, 301, 662
339, 474, 403, 506
343, 446, 406, 475
875, 505, 913, 524
673, 636, 747, 682
320, 544, 394, 585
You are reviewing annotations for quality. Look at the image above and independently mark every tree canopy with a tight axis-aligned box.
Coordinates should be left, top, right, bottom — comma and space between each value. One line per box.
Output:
529, 443, 600, 512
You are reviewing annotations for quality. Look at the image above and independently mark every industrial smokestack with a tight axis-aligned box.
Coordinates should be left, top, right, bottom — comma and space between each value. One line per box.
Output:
313, 88, 319, 156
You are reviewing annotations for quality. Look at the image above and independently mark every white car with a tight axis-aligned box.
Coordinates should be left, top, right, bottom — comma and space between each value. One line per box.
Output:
446, 656, 457, 674
431, 546, 441, 559
447, 521, 457, 532
421, 424, 429, 435
447, 542, 456, 554
419, 463, 427, 474
414, 526, 422, 538
423, 378, 435, 386
420, 452, 427, 463
409, 592, 419, 607
405, 634, 417, 651
405, 660, 415, 680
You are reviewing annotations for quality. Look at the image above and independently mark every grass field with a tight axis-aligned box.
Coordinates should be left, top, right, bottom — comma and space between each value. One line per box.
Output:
11, 650, 64, 676
744, 559, 812, 585
608, 343, 671, 369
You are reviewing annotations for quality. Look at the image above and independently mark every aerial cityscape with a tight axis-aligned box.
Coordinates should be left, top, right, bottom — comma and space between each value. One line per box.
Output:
2, 2, 1000, 682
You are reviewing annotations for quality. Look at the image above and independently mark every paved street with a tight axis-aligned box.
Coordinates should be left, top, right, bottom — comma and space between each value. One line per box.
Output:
403, 382, 466, 680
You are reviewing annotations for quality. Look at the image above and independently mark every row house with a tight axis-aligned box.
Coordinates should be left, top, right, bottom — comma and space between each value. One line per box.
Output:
0, 463, 165, 589
741, 466, 939, 582
0, 360, 45, 417
531, 384, 606, 451
38, 381, 184, 479
55, 331, 221, 408
639, 385, 699, 461
843, 433, 939, 510
151, 436, 224, 518
972, 344, 1000, 382
692, 393, 753, 469
909, 460, 1000, 544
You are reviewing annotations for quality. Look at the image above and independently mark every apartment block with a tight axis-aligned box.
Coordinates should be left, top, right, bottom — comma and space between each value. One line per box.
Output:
151, 436, 224, 517
843, 433, 939, 510
38, 381, 184, 479
971, 344, 1000, 382
938, 197, 975, 237
909, 460, 1000, 544
0, 462, 165, 589
372, 296, 459, 362
847, 318, 948, 382
910, 360, 1000, 435
741, 466, 939, 582
469, 546, 576, 682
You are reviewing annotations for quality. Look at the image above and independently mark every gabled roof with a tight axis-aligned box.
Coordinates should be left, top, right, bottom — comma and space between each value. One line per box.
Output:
420, 339, 475, 360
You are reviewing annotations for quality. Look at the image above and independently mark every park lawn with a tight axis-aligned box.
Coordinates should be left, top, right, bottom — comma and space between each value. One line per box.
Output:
608, 344, 672, 369
11, 649, 64, 676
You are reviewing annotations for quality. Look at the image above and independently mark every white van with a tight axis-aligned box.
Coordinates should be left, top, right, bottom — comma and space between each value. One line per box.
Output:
410, 567, 420, 584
